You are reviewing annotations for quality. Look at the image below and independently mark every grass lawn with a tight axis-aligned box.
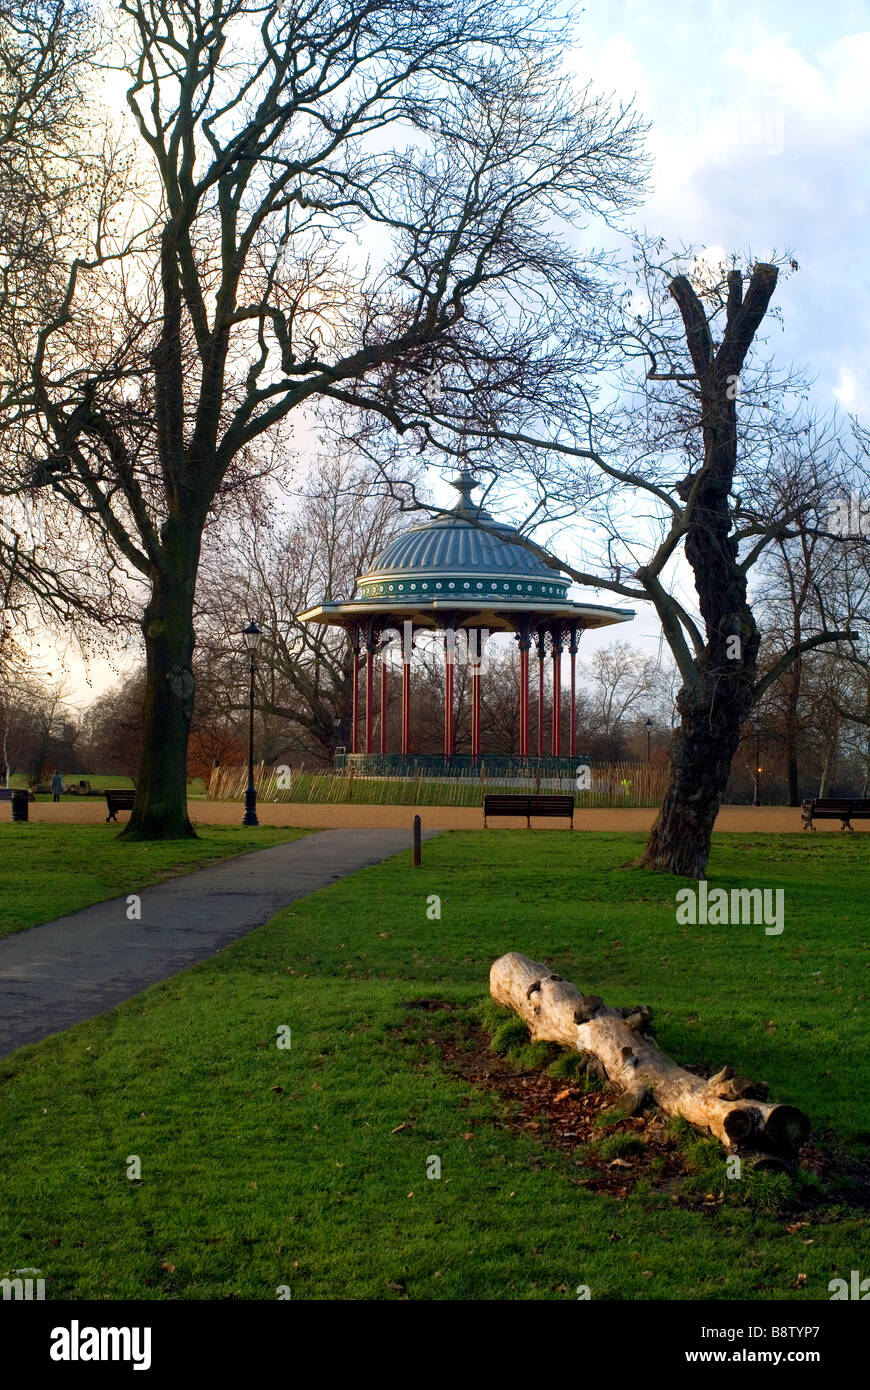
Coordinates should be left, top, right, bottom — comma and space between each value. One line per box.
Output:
0, 823, 310, 937
9, 773, 209, 800
0, 830, 867, 1300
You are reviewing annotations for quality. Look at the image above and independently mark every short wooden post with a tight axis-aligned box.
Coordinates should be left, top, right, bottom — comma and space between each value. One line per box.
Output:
412, 813, 422, 867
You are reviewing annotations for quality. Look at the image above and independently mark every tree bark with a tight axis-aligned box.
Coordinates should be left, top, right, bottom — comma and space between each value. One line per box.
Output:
121, 519, 200, 840
641, 265, 779, 877
642, 678, 750, 879
491, 953, 809, 1159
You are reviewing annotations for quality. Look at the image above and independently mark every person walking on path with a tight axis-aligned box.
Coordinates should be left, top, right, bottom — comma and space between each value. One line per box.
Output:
51, 770, 64, 803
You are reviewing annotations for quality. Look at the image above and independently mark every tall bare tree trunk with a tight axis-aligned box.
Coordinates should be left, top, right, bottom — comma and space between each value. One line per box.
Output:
784, 621, 802, 805
643, 681, 753, 879
818, 730, 837, 799
856, 681, 861, 800
121, 518, 201, 840
641, 265, 778, 877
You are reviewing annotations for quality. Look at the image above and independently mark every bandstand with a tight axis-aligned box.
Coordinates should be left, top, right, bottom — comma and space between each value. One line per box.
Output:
298, 473, 634, 773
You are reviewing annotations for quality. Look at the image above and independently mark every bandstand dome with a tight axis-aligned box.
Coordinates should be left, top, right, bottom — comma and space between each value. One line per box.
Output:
354, 472, 572, 611
298, 471, 634, 766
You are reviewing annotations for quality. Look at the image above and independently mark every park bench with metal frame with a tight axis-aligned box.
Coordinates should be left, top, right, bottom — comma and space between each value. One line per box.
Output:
483, 793, 574, 828
801, 797, 870, 831
105, 789, 136, 822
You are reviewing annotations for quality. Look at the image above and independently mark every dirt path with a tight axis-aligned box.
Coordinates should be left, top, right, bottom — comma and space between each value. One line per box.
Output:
17, 799, 864, 833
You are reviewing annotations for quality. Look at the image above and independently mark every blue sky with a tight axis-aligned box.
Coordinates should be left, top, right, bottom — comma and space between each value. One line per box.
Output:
573, 0, 870, 416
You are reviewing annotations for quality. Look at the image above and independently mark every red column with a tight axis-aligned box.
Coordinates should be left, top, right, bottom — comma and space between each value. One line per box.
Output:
351, 647, 360, 754
471, 630, 481, 758
380, 651, 387, 754
537, 647, 544, 758
444, 624, 455, 756
519, 645, 529, 757
365, 647, 374, 754
401, 657, 411, 755
552, 646, 562, 756
570, 643, 577, 757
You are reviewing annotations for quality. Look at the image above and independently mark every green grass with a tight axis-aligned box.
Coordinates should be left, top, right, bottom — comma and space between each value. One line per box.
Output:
598, 1133, 647, 1161
0, 823, 310, 937
0, 830, 867, 1300
9, 773, 208, 800
9, 772, 139, 790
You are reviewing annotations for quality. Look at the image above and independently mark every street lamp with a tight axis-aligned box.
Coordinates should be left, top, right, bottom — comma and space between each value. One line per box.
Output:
752, 711, 762, 807
645, 717, 653, 764
242, 621, 262, 826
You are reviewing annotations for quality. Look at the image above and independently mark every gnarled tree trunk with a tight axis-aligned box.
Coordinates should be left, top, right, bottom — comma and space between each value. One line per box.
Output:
642, 678, 752, 879
491, 953, 809, 1160
641, 264, 779, 877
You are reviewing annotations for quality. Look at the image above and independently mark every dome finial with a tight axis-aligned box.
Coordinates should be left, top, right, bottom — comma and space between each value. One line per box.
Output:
450, 467, 478, 511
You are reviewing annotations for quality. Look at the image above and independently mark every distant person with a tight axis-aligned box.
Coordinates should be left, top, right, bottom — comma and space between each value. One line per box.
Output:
51, 770, 64, 802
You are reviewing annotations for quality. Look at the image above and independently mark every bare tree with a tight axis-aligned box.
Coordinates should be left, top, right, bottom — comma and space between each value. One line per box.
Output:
3, 0, 646, 837
585, 641, 662, 759
0, 0, 96, 332
0, 0, 142, 717
196, 455, 422, 761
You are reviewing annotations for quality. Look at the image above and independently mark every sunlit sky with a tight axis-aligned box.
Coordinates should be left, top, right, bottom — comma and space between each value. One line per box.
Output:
50, 0, 870, 705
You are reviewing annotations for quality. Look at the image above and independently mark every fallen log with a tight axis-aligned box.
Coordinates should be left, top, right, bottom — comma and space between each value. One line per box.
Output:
490, 953, 809, 1158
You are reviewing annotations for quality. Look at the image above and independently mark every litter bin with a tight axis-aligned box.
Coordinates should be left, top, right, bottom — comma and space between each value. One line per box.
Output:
11, 789, 29, 822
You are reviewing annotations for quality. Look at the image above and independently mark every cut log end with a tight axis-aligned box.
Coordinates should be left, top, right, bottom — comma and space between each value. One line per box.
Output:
723, 1105, 762, 1143
762, 1104, 811, 1151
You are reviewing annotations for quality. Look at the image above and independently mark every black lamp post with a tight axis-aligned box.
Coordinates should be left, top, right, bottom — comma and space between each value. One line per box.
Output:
645, 717, 653, 764
242, 621, 262, 826
752, 711, 761, 807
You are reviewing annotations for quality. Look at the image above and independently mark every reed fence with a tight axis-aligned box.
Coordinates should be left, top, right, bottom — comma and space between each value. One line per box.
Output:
206, 760, 669, 808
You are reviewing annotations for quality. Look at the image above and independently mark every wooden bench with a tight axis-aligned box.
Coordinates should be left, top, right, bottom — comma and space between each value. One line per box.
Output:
484, 794, 574, 828
0, 787, 34, 802
105, 789, 136, 822
801, 797, 870, 831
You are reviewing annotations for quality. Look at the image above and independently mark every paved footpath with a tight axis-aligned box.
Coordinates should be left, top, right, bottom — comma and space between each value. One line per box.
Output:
0, 828, 435, 1057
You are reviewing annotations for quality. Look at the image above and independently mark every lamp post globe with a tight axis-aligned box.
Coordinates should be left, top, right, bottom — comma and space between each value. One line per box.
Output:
242, 621, 262, 826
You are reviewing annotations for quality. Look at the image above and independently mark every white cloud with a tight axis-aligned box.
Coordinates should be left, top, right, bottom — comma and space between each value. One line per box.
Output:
833, 364, 870, 415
